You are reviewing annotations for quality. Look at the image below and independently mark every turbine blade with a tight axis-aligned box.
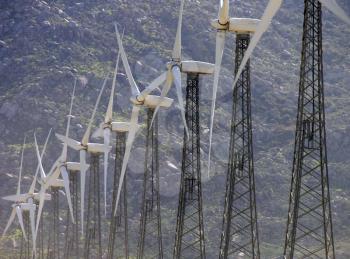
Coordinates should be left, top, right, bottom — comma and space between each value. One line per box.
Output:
60, 166, 75, 223
2, 208, 16, 237
114, 24, 140, 97
30, 129, 52, 194
232, 0, 282, 91
35, 190, 46, 238
62, 80, 77, 161
114, 105, 140, 216
150, 71, 173, 127
172, 65, 189, 137
103, 128, 111, 216
17, 136, 26, 195
172, 0, 185, 61
68, 79, 77, 120
34, 134, 46, 179
55, 134, 81, 151
16, 206, 27, 241
46, 158, 60, 179
92, 122, 104, 139
82, 75, 108, 145
319, 0, 350, 25
105, 36, 123, 124
218, 0, 230, 24
139, 72, 167, 99
2, 194, 27, 202
80, 150, 88, 236
208, 30, 226, 178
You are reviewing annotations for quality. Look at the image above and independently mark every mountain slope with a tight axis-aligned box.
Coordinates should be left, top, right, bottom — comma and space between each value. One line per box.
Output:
0, 0, 349, 257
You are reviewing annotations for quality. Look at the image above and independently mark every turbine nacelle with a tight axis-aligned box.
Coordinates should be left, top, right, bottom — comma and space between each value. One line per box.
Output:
111, 121, 140, 133
168, 60, 215, 75
87, 142, 112, 154
18, 202, 36, 212
130, 94, 174, 109
66, 161, 88, 172
144, 95, 173, 109
211, 18, 261, 33
49, 179, 65, 188
181, 61, 215, 75
32, 193, 51, 202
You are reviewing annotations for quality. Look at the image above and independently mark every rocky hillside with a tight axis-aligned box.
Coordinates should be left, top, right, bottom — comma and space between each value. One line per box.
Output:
0, 0, 349, 257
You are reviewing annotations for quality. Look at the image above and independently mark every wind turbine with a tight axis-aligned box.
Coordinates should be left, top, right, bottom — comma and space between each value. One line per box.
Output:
149, 0, 214, 134
2, 137, 29, 242
113, 25, 176, 217
208, 0, 350, 176
56, 77, 110, 235
34, 82, 83, 238
55, 80, 89, 244
208, 0, 282, 177
93, 41, 124, 215
2, 131, 52, 205
2, 131, 52, 257
113, 0, 214, 217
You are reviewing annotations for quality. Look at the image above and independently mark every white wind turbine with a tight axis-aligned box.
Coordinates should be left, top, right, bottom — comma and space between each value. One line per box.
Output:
113, 0, 215, 214
208, 0, 282, 176
148, 0, 214, 133
56, 77, 111, 234
2, 132, 52, 257
112, 25, 177, 215
93, 42, 123, 215
207, 0, 350, 176
2, 137, 29, 241
34, 82, 81, 238
2, 131, 52, 205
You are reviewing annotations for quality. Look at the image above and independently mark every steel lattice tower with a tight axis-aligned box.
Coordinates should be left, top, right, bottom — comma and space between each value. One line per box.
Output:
64, 172, 80, 259
137, 108, 163, 259
173, 73, 205, 259
47, 187, 60, 259
283, 0, 335, 258
219, 34, 260, 259
19, 212, 30, 259
37, 200, 45, 259
107, 132, 129, 259
84, 154, 103, 258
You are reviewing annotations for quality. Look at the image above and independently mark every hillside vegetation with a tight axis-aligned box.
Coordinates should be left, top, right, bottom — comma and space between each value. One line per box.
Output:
0, 0, 349, 257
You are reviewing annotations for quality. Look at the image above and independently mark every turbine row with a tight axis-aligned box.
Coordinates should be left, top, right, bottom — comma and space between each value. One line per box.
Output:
1, 0, 349, 257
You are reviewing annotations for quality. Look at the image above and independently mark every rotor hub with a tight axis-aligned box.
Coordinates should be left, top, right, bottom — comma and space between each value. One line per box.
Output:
103, 122, 111, 130
211, 19, 229, 31
167, 61, 181, 71
130, 95, 144, 105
